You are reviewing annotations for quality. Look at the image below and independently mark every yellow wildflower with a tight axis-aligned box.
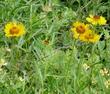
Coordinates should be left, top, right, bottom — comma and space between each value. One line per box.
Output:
86, 15, 106, 25
80, 30, 100, 43
71, 21, 89, 39
43, 39, 49, 45
4, 22, 25, 37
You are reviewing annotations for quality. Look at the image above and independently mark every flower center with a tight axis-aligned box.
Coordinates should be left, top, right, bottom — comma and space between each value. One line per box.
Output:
85, 34, 94, 39
10, 26, 19, 34
93, 15, 100, 20
76, 25, 85, 34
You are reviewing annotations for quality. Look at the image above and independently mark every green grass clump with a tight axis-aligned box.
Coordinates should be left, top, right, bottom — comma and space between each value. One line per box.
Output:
0, 0, 110, 94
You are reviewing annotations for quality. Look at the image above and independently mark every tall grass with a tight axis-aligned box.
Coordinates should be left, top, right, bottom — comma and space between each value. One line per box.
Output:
0, 0, 110, 94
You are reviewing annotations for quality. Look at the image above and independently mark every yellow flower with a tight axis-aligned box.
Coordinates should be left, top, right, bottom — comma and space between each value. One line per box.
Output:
4, 22, 25, 37
71, 21, 89, 39
86, 15, 106, 25
80, 30, 100, 43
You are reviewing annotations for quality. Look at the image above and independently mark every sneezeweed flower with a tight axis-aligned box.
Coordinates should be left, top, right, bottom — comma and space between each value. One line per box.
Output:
71, 21, 89, 39
4, 22, 25, 37
104, 79, 110, 88
80, 30, 100, 43
43, 39, 49, 45
86, 15, 106, 25
100, 68, 110, 76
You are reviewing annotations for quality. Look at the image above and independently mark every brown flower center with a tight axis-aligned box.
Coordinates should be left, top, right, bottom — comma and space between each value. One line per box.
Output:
76, 25, 85, 34
93, 15, 100, 20
10, 26, 19, 34
85, 34, 94, 39
43, 39, 49, 45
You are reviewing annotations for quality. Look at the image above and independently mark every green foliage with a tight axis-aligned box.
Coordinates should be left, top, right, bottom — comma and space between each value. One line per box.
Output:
0, 0, 110, 94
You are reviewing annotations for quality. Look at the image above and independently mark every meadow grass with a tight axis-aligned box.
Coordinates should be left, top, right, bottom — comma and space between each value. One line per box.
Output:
0, 0, 110, 94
